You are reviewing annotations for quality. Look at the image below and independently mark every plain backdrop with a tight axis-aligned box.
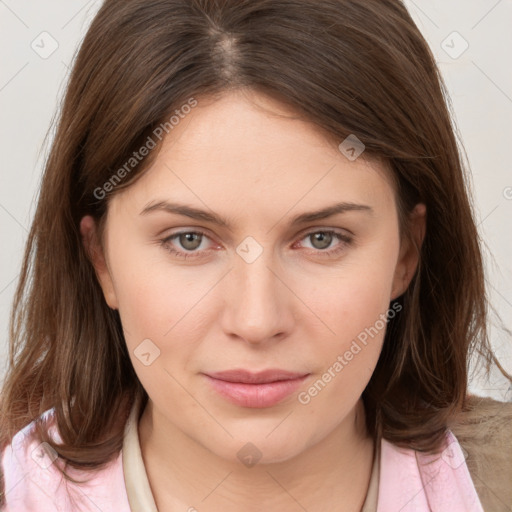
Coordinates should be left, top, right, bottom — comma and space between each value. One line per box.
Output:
1, 0, 511, 399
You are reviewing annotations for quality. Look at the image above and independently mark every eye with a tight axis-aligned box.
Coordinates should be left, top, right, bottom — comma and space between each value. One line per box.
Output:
160, 231, 212, 259
160, 229, 354, 260
296, 230, 353, 257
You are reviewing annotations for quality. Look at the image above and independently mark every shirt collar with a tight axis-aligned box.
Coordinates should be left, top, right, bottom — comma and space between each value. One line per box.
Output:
122, 393, 159, 512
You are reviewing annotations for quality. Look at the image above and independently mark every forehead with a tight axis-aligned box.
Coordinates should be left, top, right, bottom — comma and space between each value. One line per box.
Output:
108, 89, 397, 223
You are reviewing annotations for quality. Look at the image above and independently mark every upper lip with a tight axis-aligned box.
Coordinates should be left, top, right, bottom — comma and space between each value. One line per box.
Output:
204, 369, 309, 384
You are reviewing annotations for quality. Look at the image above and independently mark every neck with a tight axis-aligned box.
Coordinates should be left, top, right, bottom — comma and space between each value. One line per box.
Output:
139, 398, 375, 512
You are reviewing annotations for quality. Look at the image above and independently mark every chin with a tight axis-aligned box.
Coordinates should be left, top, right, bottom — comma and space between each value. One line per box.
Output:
204, 428, 310, 467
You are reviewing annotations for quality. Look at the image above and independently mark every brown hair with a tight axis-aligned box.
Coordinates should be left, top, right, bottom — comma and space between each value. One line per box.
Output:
1, 0, 510, 503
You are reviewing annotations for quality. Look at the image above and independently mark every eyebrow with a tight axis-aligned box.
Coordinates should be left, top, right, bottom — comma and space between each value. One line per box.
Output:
139, 200, 373, 229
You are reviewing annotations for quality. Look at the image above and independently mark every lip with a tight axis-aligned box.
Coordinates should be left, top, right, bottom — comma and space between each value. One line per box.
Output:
202, 369, 310, 408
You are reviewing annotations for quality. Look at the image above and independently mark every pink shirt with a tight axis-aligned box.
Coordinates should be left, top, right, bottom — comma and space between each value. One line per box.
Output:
1, 401, 484, 511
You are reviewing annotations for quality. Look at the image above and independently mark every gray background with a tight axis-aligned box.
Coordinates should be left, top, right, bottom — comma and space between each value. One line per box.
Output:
1, 0, 511, 399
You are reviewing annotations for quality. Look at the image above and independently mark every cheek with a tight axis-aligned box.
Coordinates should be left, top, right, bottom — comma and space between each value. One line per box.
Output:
108, 241, 215, 379
317, 236, 399, 343
335, 264, 396, 343
305, 231, 400, 386
298, 270, 396, 418
105, 239, 180, 348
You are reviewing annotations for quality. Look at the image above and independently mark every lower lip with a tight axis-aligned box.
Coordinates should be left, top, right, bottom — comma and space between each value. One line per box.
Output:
204, 374, 310, 408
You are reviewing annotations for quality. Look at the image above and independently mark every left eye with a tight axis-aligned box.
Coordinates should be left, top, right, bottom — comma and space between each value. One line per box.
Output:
299, 231, 348, 251
160, 229, 353, 260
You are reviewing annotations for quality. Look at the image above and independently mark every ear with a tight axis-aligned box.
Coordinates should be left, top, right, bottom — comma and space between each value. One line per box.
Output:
390, 203, 426, 300
80, 215, 119, 310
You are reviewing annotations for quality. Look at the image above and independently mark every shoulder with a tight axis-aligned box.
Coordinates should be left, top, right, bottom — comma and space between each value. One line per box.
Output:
1, 408, 62, 510
1, 408, 130, 512
450, 394, 512, 512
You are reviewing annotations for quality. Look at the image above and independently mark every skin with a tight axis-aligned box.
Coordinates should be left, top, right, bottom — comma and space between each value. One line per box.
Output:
81, 88, 426, 512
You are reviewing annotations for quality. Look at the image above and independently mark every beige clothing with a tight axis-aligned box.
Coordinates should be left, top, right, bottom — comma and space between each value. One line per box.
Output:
451, 395, 512, 512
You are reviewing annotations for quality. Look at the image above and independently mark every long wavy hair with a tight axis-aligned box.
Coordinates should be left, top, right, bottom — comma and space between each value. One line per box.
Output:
1, 0, 510, 503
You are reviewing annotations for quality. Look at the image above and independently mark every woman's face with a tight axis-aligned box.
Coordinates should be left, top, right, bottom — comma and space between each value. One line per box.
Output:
82, 89, 424, 464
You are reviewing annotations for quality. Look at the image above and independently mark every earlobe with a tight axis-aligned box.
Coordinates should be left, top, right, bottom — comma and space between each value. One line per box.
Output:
391, 203, 426, 300
80, 215, 119, 310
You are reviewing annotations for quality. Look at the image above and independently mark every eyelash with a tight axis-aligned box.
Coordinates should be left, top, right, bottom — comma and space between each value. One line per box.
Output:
160, 229, 353, 260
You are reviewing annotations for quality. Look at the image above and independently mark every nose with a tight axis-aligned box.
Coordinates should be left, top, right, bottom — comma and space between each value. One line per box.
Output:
220, 250, 295, 346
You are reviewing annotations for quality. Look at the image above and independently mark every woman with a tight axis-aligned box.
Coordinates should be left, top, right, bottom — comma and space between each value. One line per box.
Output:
1, 0, 511, 510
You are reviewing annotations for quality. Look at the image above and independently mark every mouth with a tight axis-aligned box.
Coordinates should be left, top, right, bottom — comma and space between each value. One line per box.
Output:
202, 369, 311, 408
